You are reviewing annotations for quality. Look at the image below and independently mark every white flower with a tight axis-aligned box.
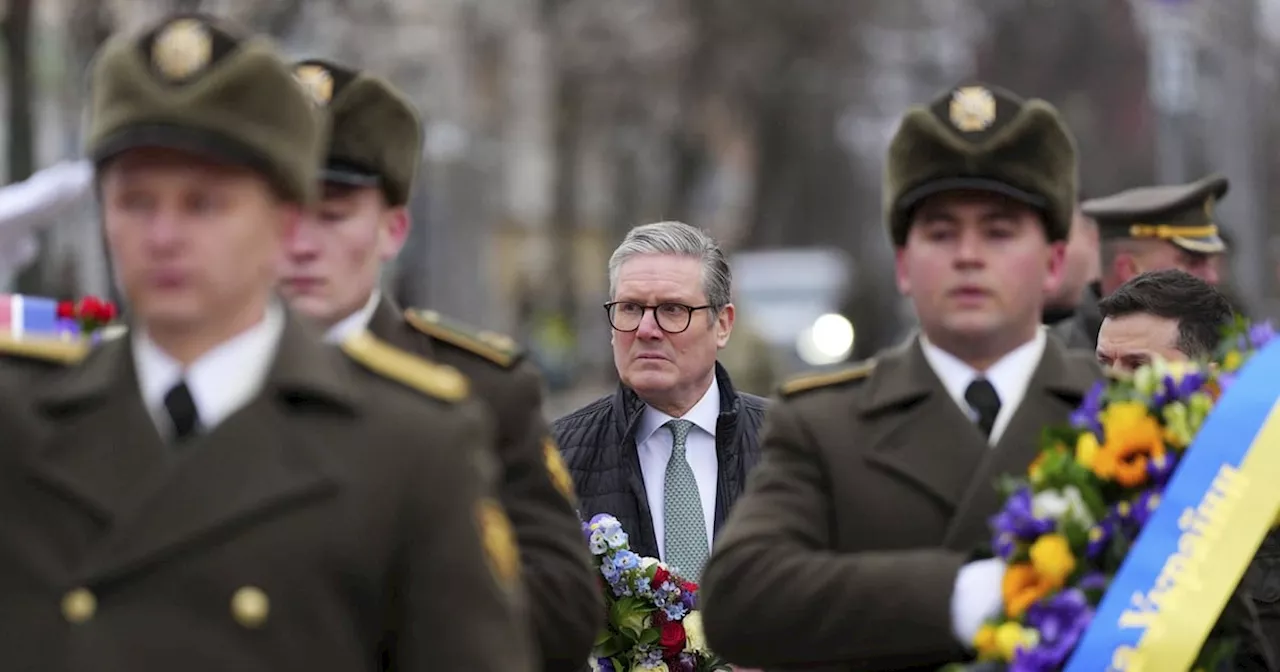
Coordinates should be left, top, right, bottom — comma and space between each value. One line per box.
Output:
588, 657, 603, 672
633, 663, 669, 672
588, 529, 608, 555
606, 528, 628, 549
1032, 486, 1094, 528
682, 610, 708, 653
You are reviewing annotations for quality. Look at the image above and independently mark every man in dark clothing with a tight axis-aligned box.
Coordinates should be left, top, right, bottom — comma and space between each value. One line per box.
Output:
276, 58, 599, 671
552, 221, 767, 577
1053, 175, 1229, 351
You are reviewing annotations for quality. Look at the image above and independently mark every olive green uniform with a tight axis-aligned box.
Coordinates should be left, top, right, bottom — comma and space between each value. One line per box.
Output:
290, 58, 600, 670
701, 83, 1100, 671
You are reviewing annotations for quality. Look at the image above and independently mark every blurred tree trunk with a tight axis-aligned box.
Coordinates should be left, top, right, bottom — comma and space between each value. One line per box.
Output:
7, 0, 36, 293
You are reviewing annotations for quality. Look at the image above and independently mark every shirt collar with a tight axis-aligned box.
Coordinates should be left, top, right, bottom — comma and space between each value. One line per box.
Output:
919, 327, 1046, 411
636, 374, 721, 444
325, 289, 382, 344
132, 302, 285, 436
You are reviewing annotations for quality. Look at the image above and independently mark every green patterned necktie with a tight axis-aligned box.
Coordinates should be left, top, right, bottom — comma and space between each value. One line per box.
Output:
663, 419, 709, 580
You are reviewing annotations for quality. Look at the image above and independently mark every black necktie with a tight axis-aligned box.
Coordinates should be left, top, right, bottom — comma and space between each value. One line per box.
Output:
164, 380, 200, 441
965, 378, 1001, 439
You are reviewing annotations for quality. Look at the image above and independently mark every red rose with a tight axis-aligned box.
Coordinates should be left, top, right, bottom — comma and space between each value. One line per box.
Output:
56, 301, 74, 319
680, 580, 698, 594
98, 300, 118, 322
77, 297, 101, 320
658, 619, 686, 656
650, 566, 671, 589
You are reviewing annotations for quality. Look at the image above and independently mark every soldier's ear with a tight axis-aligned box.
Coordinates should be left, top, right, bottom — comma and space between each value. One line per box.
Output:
377, 205, 410, 262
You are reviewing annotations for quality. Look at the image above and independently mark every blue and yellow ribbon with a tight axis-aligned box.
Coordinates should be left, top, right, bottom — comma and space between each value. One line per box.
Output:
1066, 339, 1280, 670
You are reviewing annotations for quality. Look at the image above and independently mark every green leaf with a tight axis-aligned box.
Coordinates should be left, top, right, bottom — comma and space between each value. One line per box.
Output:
638, 627, 660, 646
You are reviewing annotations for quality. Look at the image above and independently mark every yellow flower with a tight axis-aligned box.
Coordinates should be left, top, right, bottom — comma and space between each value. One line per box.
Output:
1029, 534, 1076, 587
1075, 432, 1100, 469
1224, 349, 1244, 372
1002, 563, 1055, 618
1093, 401, 1165, 487
995, 622, 1038, 661
974, 624, 1000, 660
682, 611, 707, 653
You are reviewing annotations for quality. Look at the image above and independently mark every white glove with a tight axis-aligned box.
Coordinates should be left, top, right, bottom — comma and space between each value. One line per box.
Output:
950, 557, 1006, 648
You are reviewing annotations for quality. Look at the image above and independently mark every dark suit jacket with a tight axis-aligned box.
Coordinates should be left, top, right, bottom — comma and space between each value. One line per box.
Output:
0, 313, 534, 671
701, 335, 1100, 672
367, 297, 600, 671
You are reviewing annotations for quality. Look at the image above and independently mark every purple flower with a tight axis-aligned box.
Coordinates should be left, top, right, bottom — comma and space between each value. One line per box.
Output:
1152, 371, 1206, 408
1218, 371, 1239, 394
1242, 322, 1277, 351
1130, 490, 1163, 527
990, 487, 1055, 557
1069, 382, 1106, 435
1011, 589, 1093, 671
680, 588, 696, 612
592, 657, 616, 672
1078, 572, 1109, 593
669, 653, 697, 672
1146, 452, 1176, 488
1085, 517, 1115, 560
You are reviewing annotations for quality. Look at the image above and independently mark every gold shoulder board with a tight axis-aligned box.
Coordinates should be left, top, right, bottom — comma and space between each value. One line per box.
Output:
0, 331, 88, 365
404, 308, 520, 369
779, 360, 876, 398
341, 331, 470, 403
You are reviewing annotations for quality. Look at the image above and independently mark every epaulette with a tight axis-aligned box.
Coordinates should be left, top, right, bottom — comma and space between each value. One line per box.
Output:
0, 331, 88, 365
779, 360, 876, 398
341, 331, 470, 403
403, 308, 522, 369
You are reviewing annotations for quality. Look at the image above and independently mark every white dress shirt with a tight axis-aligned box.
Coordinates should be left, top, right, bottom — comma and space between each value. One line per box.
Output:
324, 289, 382, 343
635, 376, 720, 561
919, 327, 1047, 446
132, 303, 284, 439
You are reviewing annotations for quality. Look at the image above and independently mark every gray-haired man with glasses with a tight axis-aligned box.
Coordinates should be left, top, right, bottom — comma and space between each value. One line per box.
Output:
552, 221, 767, 579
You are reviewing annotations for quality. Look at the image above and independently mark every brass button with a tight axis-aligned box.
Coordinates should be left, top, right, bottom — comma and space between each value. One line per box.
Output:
231, 586, 269, 628
61, 588, 96, 624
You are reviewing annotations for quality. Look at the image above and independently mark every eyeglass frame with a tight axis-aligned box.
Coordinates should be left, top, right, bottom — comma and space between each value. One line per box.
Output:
602, 301, 720, 334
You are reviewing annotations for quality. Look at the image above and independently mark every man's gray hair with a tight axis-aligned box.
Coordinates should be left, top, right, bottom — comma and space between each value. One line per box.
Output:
608, 221, 732, 308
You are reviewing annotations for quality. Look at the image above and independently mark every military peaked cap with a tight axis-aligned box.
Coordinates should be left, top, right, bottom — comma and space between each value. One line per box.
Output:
86, 13, 326, 204
291, 58, 423, 207
884, 82, 1078, 245
1082, 174, 1228, 255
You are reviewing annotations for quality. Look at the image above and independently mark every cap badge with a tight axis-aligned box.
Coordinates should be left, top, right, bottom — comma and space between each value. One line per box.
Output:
949, 86, 997, 133
152, 18, 213, 81
293, 64, 334, 105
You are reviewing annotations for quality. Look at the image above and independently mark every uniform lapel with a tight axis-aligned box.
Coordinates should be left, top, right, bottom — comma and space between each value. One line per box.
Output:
82, 313, 360, 584
859, 338, 989, 512
942, 337, 1098, 550
30, 338, 170, 525
367, 294, 433, 357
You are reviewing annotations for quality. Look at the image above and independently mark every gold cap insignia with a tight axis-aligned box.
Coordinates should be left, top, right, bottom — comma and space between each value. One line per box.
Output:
294, 64, 334, 105
543, 437, 575, 502
477, 498, 521, 587
152, 18, 213, 81
949, 86, 997, 133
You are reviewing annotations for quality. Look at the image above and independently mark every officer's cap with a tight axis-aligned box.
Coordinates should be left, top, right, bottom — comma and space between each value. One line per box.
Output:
1082, 174, 1228, 255
884, 82, 1078, 246
291, 59, 422, 207
86, 14, 325, 204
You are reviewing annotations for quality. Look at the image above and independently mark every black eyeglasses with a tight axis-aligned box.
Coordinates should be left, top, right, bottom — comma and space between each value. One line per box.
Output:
604, 301, 716, 334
